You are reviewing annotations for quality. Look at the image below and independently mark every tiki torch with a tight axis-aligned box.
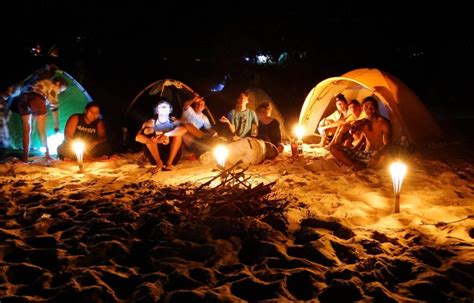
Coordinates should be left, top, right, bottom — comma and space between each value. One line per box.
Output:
72, 140, 85, 172
390, 161, 407, 213
213, 145, 228, 169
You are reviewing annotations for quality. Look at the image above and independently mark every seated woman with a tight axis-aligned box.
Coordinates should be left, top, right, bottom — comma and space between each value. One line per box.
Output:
256, 102, 284, 153
135, 100, 187, 172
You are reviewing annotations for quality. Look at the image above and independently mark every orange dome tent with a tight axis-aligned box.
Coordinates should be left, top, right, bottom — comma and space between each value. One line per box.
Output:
299, 68, 443, 146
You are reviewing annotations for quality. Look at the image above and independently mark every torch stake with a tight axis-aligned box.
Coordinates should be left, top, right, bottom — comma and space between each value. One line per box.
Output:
394, 193, 400, 213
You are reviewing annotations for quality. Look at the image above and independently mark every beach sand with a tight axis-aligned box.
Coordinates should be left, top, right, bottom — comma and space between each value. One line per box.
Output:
0, 142, 473, 302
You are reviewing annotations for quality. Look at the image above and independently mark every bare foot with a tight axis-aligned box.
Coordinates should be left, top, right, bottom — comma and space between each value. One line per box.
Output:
351, 163, 365, 171
151, 162, 164, 173
163, 164, 175, 171
109, 154, 120, 160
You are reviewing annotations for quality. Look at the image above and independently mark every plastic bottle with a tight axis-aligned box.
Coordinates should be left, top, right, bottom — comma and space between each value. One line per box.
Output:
297, 140, 303, 155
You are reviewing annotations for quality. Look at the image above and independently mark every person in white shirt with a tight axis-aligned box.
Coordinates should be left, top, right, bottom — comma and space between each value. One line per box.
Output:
181, 95, 217, 156
317, 93, 348, 147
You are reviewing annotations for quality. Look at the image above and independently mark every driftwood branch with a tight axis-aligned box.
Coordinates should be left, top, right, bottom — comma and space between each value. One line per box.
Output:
196, 160, 244, 191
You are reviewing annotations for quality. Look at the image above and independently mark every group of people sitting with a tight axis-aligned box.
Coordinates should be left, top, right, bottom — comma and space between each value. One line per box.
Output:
1, 66, 392, 172
316, 93, 392, 171
134, 91, 282, 172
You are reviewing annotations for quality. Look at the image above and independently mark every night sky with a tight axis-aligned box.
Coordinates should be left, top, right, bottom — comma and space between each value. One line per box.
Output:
3, 1, 473, 137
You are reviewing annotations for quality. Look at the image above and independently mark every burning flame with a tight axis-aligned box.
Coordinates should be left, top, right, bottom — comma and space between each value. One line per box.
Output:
390, 161, 407, 195
293, 125, 305, 141
72, 140, 85, 165
213, 145, 228, 168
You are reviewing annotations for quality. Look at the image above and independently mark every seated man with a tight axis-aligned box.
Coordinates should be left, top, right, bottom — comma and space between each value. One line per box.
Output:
219, 91, 258, 140
317, 93, 348, 147
330, 99, 365, 149
57, 102, 112, 160
330, 96, 392, 171
135, 100, 187, 172
256, 102, 284, 153
181, 94, 217, 157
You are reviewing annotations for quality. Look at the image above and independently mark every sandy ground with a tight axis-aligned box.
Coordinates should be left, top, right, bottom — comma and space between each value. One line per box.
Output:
0, 142, 473, 302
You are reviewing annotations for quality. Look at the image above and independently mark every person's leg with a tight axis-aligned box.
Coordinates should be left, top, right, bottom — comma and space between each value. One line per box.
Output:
183, 132, 196, 149
165, 135, 182, 169
57, 141, 75, 160
329, 145, 364, 170
330, 124, 350, 148
89, 141, 112, 158
317, 127, 327, 147
184, 123, 206, 138
145, 143, 163, 169
36, 114, 50, 159
21, 114, 32, 162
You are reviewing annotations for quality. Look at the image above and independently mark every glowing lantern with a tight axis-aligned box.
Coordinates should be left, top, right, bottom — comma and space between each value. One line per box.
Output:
390, 161, 407, 213
213, 145, 228, 168
72, 140, 85, 172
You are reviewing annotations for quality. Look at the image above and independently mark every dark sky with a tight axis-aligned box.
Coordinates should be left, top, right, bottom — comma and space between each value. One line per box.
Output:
3, 1, 473, 110
6, 1, 471, 55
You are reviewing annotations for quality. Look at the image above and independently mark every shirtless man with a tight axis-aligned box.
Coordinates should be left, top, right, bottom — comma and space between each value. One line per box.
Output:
329, 96, 391, 170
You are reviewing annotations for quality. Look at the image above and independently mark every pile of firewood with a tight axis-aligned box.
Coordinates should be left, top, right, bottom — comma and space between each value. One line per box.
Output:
130, 162, 290, 224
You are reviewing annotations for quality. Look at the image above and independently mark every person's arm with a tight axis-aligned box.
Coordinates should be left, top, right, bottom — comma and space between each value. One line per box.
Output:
135, 120, 157, 144
203, 115, 212, 130
220, 112, 236, 134
97, 120, 107, 142
319, 110, 342, 128
382, 119, 392, 146
48, 87, 60, 132
367, 119, 392, 168
85, 120, 107, 153
252, 110, 259, 126
274, 120, 282, 144
50, 109, 59, 132
183, 95, 202, 111
349, 118, 368, 134
64, 115, 78, 142
202, 116, 217, 135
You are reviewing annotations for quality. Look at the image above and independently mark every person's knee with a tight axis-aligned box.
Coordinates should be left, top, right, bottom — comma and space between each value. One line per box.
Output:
91, 141, 112, 157
57, 143, 74, 159
329, 145, 341, 157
